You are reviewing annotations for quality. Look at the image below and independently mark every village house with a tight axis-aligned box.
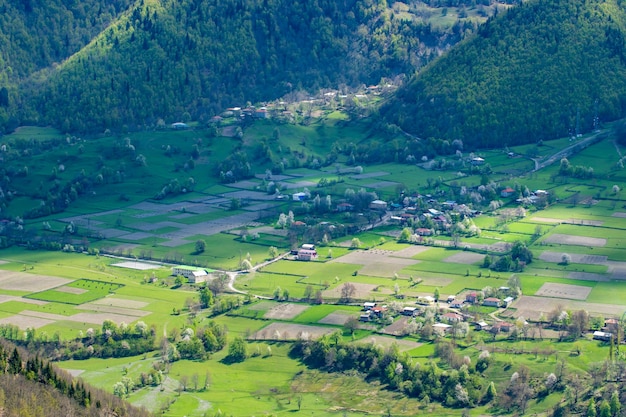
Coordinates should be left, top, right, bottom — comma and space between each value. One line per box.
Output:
402, 306, 418, 316
369, 200, 388, 210
297, 249, 318, 261
416, 228, 433, 236
371, 305, 387, 318
171, 266, 213, 284
363, 302, 376, 311
490, 321, 514, 333
465, 292, 479, 304
442, 312, 464, 323
171, 122, 188, 130
473, 321, 489, 331
417, 295, 436, 305
336, 202, 354, 212
500, 187, 515, 198
483, 297, 501, 307
593, 331, 613, 342
433, 323, 452, 335
292, 192, 308, 201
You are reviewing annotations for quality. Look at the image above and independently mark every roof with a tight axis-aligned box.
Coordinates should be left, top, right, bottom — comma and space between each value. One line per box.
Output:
173, 265, 212, 272
484, 297, 500, 302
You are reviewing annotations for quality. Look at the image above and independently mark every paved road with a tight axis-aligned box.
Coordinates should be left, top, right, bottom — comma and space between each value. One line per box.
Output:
532, 131, 607, 172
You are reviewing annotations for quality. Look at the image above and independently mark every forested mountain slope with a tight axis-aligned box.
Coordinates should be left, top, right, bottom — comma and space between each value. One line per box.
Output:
380, 0, 626, 148
1, 0, 482, 133
0, 0, 134, 129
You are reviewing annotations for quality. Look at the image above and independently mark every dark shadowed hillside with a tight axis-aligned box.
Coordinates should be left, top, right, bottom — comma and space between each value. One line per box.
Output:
380, 0, 626, 148
1, 0, 486, 133
0, 0, 134, 129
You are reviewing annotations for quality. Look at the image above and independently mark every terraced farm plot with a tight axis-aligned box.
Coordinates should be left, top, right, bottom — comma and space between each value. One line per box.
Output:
25, 279, 124, 305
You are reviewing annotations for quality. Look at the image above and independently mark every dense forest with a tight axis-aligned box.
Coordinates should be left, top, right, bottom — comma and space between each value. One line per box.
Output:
380, 0, 626, 147
0, 0, 485, 133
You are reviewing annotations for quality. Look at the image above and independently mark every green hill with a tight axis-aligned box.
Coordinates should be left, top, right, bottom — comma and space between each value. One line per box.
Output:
1, 0, 488, 133
0, 0, 134, 129
380, 0, 626, 148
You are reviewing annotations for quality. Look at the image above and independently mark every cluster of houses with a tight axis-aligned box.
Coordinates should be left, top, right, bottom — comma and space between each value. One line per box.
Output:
358, 288, 521, 335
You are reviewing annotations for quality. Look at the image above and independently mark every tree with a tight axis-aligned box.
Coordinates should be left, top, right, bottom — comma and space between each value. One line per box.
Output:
268, 246, 279, 259
398, 227, 412, 242
484, 381, 497, 403
599, 401, 611, 417
303, 285, 314, 301
588, 398, 597, 417
511, 240, 533, 264
610, 391, 621, 417
199, 287, 214, 308
225, 336, 247, 363
344, 316, 359, 335
350, 238, 362, 249
340, 283, 356, 303
194, 239, 206, 254
561, 253, 571, 265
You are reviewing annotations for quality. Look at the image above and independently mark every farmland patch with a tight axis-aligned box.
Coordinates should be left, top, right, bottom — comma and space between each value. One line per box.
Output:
567, 272, 609, 282
543, 234, 606, 247
0, 270, 71, 292
75, 303, 150, 317
263, 303, 310, 320
251, 322, 334, 340
353, 335, 422, 352
539, 252, 607, 264
322, 282, 378, 299
393, 245, 432, 258
0, 314, 55, 329
381, 316, 409, 336
535, 283, 592, 300
331, 250, 419, 269
444, 252, 485, 264
349, 171, 390, 179
318, 311, 354, 325
90, 297, 149, 309
508, 296, 626, 321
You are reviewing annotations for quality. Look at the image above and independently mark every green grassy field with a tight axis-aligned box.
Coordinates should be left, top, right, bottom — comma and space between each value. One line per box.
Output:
3, 120, 626, 417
